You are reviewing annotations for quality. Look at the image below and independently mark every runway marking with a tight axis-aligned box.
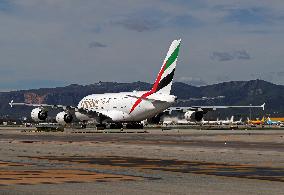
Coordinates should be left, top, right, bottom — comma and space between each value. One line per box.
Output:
0, 170, 140, 186
21, 156, 284, 183
0, 161, 33, 167
0, 160, 142, 186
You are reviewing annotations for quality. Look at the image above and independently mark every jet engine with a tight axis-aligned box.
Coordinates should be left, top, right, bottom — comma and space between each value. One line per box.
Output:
56, 111, 73, 125
31, 108, 48, 122
184, 111, 204, 122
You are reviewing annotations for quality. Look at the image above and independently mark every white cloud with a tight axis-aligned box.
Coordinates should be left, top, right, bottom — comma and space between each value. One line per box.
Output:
177, 76, 207, 86
0, 0, 283, 90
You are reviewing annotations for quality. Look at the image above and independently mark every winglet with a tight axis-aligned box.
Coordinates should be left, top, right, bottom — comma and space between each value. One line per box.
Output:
9, 100, 14, 108
261, 103, 265, 111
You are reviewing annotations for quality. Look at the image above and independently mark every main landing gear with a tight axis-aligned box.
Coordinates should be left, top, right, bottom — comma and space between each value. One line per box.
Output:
125, 123, 144, 129
95, 123, 144, 130
109, 123, 124, 129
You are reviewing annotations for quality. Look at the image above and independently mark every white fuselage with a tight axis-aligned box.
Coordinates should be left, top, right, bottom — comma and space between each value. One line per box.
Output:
75, 91, 176, 123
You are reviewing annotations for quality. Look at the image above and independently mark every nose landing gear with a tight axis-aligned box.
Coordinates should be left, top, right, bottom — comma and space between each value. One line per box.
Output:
96, 123, 106, 130
81, 123, 87, 129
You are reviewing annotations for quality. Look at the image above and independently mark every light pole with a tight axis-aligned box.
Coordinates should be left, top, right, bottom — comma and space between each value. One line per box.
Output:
249, 104, 252, 119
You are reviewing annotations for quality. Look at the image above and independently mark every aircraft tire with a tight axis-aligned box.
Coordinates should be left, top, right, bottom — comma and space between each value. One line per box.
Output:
110, 123, 123, 129
126, 123, 144, 129
96, 124, 106, 130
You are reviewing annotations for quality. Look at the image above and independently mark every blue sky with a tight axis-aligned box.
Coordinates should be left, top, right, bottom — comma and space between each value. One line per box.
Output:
0, 0, 283, 90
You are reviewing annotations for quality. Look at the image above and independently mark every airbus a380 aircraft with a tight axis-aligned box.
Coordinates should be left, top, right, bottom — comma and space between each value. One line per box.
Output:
9, 39, 264, 129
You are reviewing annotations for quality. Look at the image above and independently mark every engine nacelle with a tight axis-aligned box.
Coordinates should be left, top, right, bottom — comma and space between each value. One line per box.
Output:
184, 111, 204, 122
56, 111, 73, 125
75, 111, 91, 121
31, 108, 48, 122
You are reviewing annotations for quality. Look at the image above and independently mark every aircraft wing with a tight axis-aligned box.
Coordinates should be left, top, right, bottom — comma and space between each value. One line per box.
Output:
9, 100, 77, 111
165, 103, 265, 113
9, 100, 111, 120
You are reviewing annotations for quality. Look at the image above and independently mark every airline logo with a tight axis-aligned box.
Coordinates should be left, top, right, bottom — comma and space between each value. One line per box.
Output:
130, 39, 181, 114
80, 99, 110, 109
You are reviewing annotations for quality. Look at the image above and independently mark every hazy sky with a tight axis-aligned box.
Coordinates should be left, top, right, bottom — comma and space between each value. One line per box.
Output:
0, 0, 283, 90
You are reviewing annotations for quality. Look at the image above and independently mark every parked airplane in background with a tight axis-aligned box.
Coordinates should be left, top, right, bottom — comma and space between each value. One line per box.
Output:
162, 117, 179, 126
266, 117, 281, 125
247, 117, 265, 125
201, 118, 221, 125
174, 102, 264, 123
231, 117, 243, 125
10, 39, 265, 129
162, 118, 196, 126
201, 116, 243, 125
218, 116, 234, 125
176, 120, 196, 125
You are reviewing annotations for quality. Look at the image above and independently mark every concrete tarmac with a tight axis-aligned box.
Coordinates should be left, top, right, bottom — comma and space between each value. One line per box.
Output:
0, 127, 283, 195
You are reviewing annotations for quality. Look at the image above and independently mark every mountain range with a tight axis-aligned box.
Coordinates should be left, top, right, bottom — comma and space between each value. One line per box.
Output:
0, 79, 283, 119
